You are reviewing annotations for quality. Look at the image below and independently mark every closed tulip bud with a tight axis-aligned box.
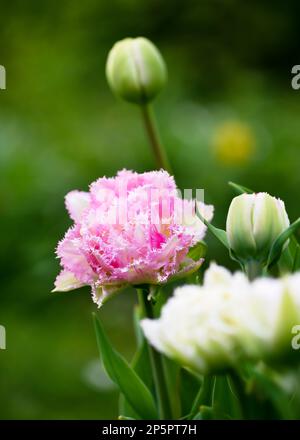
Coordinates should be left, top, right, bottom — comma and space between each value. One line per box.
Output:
226, 192, 289, 264
106, 37, 167, 104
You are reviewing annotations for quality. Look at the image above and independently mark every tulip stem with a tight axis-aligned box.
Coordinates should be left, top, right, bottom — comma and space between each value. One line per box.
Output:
141, 104, 173, 174
228, 370, 247, 419
190, 375, 214, 417
244, 260, 263, 281
137, 287, 172, 420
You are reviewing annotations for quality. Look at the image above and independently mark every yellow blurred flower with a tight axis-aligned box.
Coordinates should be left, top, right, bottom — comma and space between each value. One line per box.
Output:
213, 120, 256, 165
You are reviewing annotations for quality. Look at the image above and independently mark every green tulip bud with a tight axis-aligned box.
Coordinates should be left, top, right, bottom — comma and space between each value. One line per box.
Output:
106, 37, 167, 104
226, 192, 289, 264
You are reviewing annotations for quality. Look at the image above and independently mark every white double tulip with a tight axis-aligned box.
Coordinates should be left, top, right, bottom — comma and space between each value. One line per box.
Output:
142, 263, 300, 375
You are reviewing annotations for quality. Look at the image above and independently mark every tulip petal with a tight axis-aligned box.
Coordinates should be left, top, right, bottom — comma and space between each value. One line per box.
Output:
92, 283, 128, 307
52, 270, 84, 292
226, 194, 257, 259
65, 190, 90, 223
253, 193, 290, 257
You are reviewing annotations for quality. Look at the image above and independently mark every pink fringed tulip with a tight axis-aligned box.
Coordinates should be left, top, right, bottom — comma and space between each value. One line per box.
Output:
53, 170, 213, 306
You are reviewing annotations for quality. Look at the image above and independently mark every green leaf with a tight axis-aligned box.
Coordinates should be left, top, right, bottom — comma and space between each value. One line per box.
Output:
179, 368, 203, 418
187, 240, 207, 261
293, 243, 300, 272
189, 374, 214, 417
132, 341, 154, 391
278, 235, 300, 274
194, 405, 214, 420
207, 223, 229, 249
119, 340, 154, 419
93, 314, 158, 419
289, 235, 300, 272
267, 218, 300, 269
212, 375, 243, 419
228, 181, 254, 195
196, 205, 229, 249
278, 247, 294, 274
118, 416, 136, 420
119, 308, 155, 419
119, 397, 140, 420
244, 364, 292, 419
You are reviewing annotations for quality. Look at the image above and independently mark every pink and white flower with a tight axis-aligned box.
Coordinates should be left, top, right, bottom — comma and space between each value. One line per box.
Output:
53, 169, 213, 306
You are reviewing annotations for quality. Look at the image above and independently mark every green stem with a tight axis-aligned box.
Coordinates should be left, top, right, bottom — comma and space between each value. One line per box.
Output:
140, 104, 172, 174
228, 370, 247, 419
190, 375, 214, 417
137, 288, 172, 419
244, 260, 263, 281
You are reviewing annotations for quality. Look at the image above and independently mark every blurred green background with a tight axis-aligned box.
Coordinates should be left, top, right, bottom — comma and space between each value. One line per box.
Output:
1, 0, 300, 419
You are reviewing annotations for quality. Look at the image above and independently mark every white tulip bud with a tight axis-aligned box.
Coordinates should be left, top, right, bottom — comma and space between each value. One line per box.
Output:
226, 193, 289, 264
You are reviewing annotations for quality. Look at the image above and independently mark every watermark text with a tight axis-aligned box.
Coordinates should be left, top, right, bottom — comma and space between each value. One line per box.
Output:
0, 65, 6, 90
0, 325, 6, 350
291, 325, 300, 350
291, 65, 300, 90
